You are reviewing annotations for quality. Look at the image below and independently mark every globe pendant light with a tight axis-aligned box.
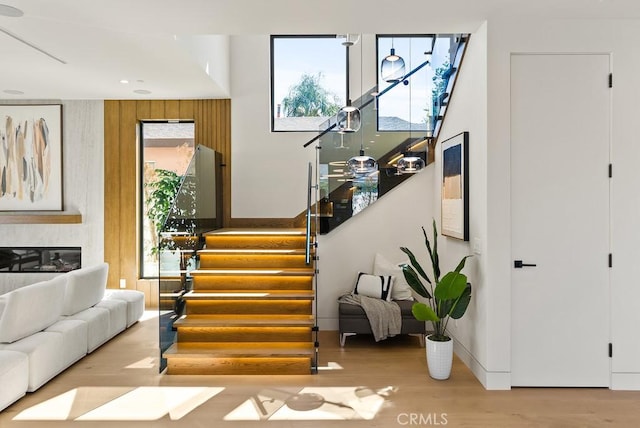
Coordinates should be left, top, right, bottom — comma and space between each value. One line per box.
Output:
347, 147, 378, 176
381, 39, 405, 83
337, 100, 361, 133
397, 155, 425, 174
346, 35, 376, 176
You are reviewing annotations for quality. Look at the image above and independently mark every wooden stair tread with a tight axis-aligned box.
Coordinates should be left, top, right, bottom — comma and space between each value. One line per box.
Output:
182, 290, 314, 300
174, 314, 314, 327
164, 342, 314, 358
205, 228, 306, 236
190, 268, 315, 276
199, 249, 308, 255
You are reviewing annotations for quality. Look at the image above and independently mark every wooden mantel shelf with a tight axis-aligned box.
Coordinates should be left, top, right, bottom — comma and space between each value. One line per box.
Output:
0, 211, 83, 224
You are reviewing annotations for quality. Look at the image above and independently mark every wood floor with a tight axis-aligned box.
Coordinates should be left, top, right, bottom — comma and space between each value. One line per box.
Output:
1, 312, 639, 427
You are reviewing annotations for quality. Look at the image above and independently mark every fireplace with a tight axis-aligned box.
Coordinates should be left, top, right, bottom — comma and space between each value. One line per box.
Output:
0, 247, 81, 273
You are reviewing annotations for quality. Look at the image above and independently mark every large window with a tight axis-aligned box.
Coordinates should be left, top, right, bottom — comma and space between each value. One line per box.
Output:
271, 35, 348, 132
139, 121, 195, 278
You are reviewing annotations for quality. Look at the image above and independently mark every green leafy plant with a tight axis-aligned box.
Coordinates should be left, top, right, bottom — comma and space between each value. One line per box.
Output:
400, 219, 472, 342
282, 72, 342, 117
144, 168, 181, 255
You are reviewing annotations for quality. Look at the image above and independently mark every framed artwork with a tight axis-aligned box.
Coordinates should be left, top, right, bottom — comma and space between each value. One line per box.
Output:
441, 131, 469, 240
0, 104, 63, 211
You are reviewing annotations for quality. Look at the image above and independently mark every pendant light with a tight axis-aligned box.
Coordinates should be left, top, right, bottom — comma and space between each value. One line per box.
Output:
380, 38, 406, 83
397, 155, 425, 174
336, 100, 361, 133
347, 144, 378, 176
346, 35, 377, 176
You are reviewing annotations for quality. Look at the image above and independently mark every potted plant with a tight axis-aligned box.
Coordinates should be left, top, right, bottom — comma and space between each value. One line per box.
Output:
400, 219, 471, 380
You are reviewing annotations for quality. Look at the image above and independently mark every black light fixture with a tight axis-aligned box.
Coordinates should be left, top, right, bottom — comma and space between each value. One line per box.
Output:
380, 38, 406, 83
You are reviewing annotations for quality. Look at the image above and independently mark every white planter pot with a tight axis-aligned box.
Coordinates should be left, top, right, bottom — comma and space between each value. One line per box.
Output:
425, 335, 453, 380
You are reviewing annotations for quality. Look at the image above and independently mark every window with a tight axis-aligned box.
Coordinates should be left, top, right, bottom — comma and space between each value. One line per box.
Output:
271, 35, 348, 132
376, 34, 456, 133
139, 121, 195, 278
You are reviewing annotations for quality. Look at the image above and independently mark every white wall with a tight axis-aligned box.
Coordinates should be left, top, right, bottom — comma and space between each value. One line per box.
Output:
487, 17, 640, 389
432, 22, 490, 387
230, 35, 316, 218
0, 100, 104, 294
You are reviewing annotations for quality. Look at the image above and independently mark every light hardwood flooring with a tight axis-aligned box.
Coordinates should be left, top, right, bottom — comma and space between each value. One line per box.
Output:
2, 313, 639, 427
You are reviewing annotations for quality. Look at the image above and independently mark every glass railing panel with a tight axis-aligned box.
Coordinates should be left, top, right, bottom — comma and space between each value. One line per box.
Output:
158, 145, 222, 372
317, 34, 468, 234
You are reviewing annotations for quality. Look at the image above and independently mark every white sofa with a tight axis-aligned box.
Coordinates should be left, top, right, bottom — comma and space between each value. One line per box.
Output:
0, 263, 144, 412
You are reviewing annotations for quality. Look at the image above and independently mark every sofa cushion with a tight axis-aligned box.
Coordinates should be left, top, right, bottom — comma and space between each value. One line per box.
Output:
45, 319, 88, 368
103, 289, 145, 327
61, 263, 109, 316
352, 272, 394, 301
373, 253, 414, 301
0, 350, 29, 412
95, 299, 127, 338
0, 332, 64, 392
65, 307, 111, 353
0, 275, 67, 344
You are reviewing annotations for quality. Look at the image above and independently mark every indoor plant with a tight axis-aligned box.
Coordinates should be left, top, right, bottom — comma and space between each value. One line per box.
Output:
400, 219, 471, 379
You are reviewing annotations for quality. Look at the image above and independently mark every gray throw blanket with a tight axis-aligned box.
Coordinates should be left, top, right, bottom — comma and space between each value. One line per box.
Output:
338, 293, 401, 341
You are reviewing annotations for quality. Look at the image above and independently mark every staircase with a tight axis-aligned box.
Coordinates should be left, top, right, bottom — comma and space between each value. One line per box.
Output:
163, 228, 317, 375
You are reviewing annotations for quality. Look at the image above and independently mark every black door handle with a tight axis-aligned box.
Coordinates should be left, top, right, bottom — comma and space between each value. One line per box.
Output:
514, 260, 537, 268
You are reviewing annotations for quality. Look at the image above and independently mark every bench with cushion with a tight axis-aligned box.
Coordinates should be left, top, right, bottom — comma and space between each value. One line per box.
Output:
339, 299, 425, 346
338, 253, 426, 347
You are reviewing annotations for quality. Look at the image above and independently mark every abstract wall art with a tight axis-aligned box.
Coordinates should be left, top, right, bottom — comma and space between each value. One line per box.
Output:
0, 104, 62, 211
441, 131, 469, 240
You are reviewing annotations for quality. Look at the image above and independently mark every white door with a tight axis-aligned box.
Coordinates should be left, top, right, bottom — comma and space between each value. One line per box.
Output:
510, 54, 610, 387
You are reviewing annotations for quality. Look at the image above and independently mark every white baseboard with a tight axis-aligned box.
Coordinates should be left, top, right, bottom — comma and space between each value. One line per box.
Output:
611, 373, 640, 390
453, 337, 511, 390
318, 317, 338, 331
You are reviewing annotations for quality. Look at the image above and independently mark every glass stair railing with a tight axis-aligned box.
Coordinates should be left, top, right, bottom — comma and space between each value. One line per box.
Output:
157, 145, 223, 372
307, 34, 468, 234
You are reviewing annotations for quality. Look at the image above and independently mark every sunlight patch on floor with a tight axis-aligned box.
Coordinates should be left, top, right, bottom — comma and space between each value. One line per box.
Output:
224, 386, 396, 421
13, 387, 224, 421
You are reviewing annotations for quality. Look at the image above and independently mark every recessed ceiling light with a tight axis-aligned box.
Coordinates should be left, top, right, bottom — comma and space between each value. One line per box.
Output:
0, 4, 23, 17
3, 89, 24, 95
120, 79, 129, 84
133, 89, 151, 95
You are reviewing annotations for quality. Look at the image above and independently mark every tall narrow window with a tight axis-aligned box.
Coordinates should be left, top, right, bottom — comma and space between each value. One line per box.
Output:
271, 35, 348, 132
139, 121, 195, 278
376, 34, 459, 134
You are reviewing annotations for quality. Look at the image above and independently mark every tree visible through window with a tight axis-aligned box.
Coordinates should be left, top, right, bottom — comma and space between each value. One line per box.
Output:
271, 35, 347, 132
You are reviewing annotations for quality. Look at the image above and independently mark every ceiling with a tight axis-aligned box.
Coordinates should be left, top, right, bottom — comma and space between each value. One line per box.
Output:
2, 0, 640, 100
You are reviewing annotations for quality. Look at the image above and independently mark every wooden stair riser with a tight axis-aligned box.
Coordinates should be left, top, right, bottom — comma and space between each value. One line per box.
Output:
166, 357, 312, 375
192, 275, 313, 291
186, 300, 312, 315
177, 327, 312, 342
205, 235, 307, 250
198, 253, 311, 269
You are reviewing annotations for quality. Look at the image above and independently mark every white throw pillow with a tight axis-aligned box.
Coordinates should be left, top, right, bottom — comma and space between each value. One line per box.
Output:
373, 253, 414, 301
352, 272, 394, 301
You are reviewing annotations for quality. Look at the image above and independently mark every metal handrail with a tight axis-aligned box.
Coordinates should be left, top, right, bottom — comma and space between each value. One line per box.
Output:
305, 162, 313, 265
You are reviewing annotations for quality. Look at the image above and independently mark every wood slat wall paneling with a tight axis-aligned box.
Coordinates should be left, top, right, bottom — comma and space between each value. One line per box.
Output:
119, 101, 138, 291
104, 100, 122, 290
104, 99, 231, 291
